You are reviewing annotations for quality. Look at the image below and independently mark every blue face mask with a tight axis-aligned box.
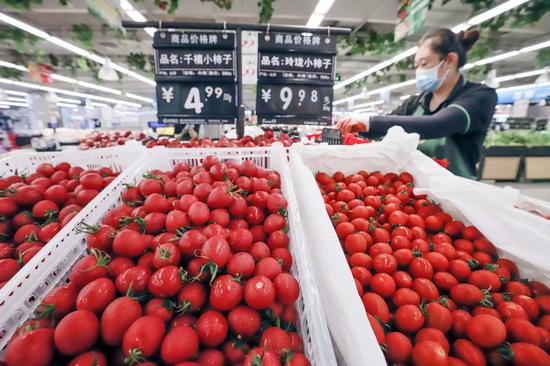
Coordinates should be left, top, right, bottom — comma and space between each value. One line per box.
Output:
415, 59, 448, 93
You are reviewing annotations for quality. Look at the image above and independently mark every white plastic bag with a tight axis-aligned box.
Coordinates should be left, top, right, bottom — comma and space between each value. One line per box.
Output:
289, 126, 550, 366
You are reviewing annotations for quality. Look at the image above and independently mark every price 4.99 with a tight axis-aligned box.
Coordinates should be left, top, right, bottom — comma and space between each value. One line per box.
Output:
182, 85, 232, 114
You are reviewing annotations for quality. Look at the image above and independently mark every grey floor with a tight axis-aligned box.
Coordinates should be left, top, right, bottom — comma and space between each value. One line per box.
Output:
493, 182, 550, 202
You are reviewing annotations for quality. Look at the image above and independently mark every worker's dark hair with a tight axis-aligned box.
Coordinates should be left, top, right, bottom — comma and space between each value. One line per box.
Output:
420, 28, 480, 68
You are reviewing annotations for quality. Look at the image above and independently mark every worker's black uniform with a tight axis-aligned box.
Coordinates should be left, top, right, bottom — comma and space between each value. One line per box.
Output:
362, 77, 497, 178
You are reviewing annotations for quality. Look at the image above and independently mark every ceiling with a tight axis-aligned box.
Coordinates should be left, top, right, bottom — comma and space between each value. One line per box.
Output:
0, 0, 549, 109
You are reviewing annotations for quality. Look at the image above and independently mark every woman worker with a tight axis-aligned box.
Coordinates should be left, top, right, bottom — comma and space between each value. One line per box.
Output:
359, 28, 497, 178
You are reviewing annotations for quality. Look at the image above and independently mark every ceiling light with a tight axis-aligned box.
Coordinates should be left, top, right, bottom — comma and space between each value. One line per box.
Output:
120, 0, 156, 37
0, 78, 142, 108
126, 93, 154, 103
0, 100, 29, 107
354, 100, 384, 109
400, 95, 411, 100
0, 60, 28, 72
0, 105, 10, 109
474, 50, 520, 66
495, 68, 546, 82
335, 0, 532, 90
0, 11, 155, 87
306, 0, 336, 28
6, 96, 27, 102
91, 102, 109, 107
57, 97, 82, 104
498, 81, 550, 92
1, 59, 155, 102
57, 102, 80, 108
520, 40, 550, 54
4, 90, 28, 96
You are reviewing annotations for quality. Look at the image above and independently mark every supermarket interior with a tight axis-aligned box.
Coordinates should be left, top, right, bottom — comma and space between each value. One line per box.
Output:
0, 0, 550, 365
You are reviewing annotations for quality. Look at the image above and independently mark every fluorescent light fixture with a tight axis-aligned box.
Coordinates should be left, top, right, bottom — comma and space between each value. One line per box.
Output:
4, 90, 28, 96
1, 100, 29, 107
0, 60, 28, 72
474, 50, 520, 66
57, 97, 82, 104
354, 107, 376, 113
335, 0, 531, 90
120, 0, 156, 37
1, 59, 155, 103
497, 81, 550, 92
57, 102, 80, 108
0, 105, 10, 109
520, 40, 550, 54
91, 102, 109, 108
126, 93, 154, 103
0, 78, 142, 108
495, 68, 546, 82
306, 0, 335, 28
467, 0, 529, 26
6, 96, 27, 102
0, 12, 49, 38
400, 94, 411, 100
0, 11, 155, 87
354, 100, 384, 109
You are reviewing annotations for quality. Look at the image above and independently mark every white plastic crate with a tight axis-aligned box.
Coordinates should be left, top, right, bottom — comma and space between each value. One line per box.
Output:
0, 145, 146, 347
0, 144, 337, 366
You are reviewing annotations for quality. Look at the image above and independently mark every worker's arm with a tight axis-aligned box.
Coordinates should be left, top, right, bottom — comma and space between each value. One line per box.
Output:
362, 105, 469, 139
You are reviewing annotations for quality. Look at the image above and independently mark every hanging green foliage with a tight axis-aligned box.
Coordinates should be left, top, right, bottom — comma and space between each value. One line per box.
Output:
0, 68, 23, 80
58, 0, 70, 5
258, 0, 275, 24
0, 0, 42, 10
201, 0, 232, 10
48, 54, 60, 68
339, 30, 406, 57
0, 28, 34, 54
467, 32, 499, 62
127, 53, 147, 71
72, 24, 94, 50
536, 49, 550, 69
465, 64, 490, 82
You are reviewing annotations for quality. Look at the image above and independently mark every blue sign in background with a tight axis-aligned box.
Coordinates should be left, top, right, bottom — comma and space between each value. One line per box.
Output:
497, 84, 550, 104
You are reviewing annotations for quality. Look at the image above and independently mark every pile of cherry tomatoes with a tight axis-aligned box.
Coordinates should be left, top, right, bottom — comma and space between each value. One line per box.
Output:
0, 162, 119, 288
316, 169, 550, 366
4, 156, 309, 366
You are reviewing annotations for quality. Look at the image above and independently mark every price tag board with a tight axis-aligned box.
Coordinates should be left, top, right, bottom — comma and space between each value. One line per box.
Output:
256, 31, 338, 125
256, 84, 333, 126
153, 30, 238, 125
156, 82, 237, 124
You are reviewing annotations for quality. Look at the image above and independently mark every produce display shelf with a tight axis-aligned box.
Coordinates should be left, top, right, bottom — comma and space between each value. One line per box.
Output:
0, 144, 337, 366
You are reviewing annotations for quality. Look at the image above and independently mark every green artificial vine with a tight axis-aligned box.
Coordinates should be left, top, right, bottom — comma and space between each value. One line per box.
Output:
0, 28, 39, 55
127, 53, 147, 71
339, 30, 405, 57
201, 0, 232, 10
258, 0, 275, 24
536, 49, 550, 69
0, 68, 23, 80
0, 0, 41, 10
71, 24, 94, 50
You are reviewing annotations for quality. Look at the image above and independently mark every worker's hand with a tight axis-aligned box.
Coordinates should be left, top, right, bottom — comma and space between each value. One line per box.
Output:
336, 114, 370, 135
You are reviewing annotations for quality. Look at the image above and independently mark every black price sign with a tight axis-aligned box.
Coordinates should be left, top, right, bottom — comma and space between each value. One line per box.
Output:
256, 84, 333, 125
258, 52, 335, 82
153, 30, 238, 125
156, 82, 237, 124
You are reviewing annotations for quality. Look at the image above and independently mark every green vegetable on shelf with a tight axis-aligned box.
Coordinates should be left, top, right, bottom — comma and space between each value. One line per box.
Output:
484, 131, 550, 147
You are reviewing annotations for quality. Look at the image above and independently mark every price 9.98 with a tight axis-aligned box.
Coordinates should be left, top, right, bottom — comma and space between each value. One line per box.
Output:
279, 86, 318, 110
